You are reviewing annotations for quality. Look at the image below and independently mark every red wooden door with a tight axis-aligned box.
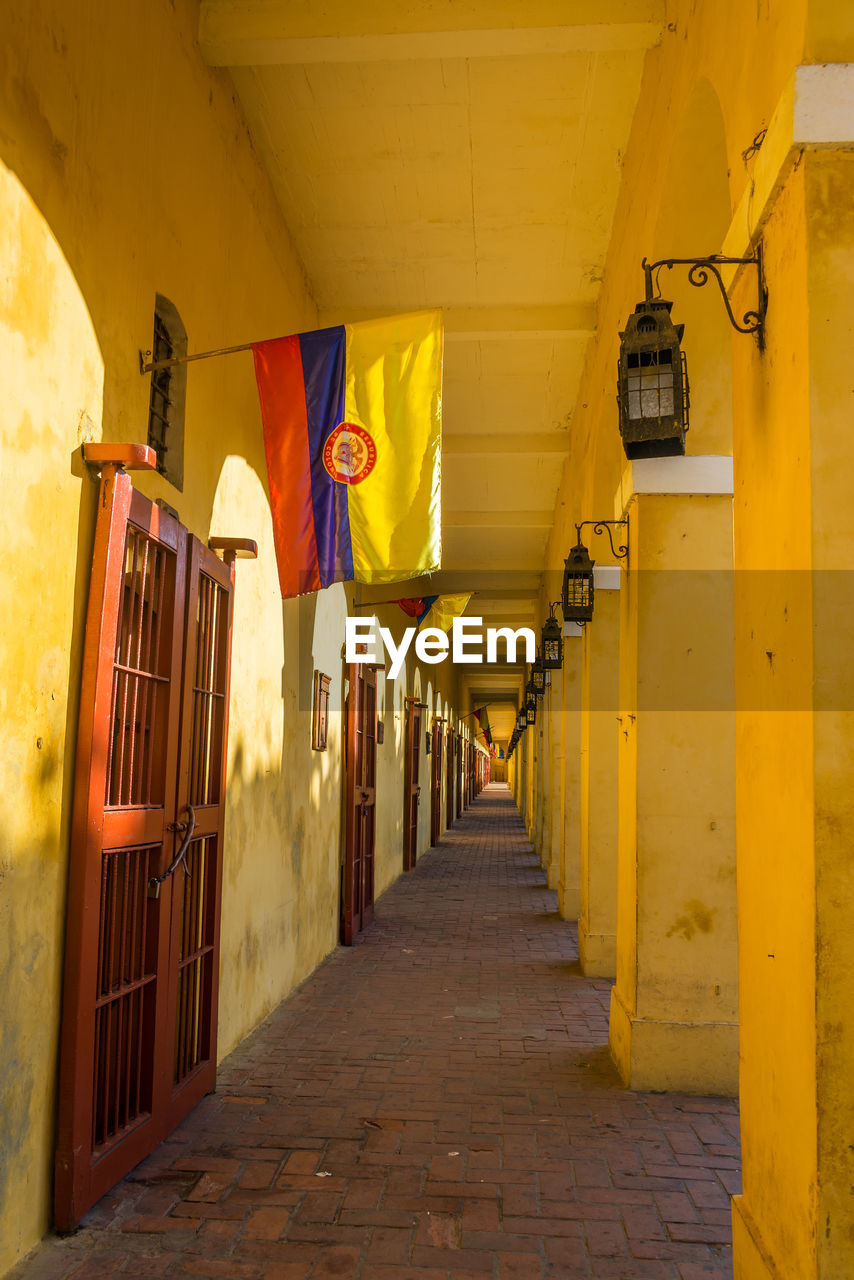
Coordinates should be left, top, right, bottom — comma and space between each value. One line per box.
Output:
446, 727, 455, 828
456, 736, 464, 818
430, 719, 443, 845
163, 536, 234, 1126
403, 700, 423, 871
342, 663, 376, 943
55, 451, 242, 1230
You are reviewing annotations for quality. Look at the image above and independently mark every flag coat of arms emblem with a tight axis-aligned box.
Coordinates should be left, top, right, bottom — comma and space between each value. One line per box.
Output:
253, 311, 442, 598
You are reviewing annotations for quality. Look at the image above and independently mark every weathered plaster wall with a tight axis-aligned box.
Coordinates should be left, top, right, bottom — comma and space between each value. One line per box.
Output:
0, 0, 334, 1269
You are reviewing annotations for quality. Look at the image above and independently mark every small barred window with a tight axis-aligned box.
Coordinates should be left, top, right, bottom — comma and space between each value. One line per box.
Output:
147, 295, 186, 490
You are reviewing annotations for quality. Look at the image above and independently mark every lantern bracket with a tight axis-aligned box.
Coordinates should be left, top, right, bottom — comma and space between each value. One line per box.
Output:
641, 247, 767, 348
575, 520, 629, 562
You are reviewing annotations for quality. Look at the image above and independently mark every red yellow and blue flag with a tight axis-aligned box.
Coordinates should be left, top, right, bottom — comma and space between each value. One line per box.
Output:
253, 311, 442, 598
394, 592, 472, 632
473, 705, 494, 752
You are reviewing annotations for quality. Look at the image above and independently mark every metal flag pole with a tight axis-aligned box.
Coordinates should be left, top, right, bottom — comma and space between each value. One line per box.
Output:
139, 340, 262, 375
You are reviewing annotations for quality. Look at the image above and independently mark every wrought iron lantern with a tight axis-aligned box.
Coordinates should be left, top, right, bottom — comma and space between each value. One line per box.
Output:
516, 711, 526, 732
618, 251, 768, 459
525, 678, 537, 711
532, 654, 546, 696
562, 521, 628, 625
526, 702, 536, 726
541, 611, 563, 670
617, 283, 688, 459
562, 538, 595, 624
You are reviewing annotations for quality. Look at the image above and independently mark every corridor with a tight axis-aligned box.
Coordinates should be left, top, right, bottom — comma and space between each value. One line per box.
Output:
17, 787, 740, 1280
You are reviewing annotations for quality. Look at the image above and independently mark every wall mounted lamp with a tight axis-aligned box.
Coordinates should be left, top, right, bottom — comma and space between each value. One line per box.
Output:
532, 653, 546, 696
541, 609, 563, 670
617, 249, 767, 459
562, 521, 628, 626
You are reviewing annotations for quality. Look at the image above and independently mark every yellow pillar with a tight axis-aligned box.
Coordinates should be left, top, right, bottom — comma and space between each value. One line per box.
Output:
558, 629, 582, 919
609, 458, 737, 1094
534, 692, 548, 868
730, 140, 854, 1280
544, 669, 565, 891
524, 725, 534, 835
579, 568, 620, 977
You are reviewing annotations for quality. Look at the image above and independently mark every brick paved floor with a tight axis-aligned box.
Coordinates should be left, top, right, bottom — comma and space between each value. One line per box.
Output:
15, 784, 740, 1280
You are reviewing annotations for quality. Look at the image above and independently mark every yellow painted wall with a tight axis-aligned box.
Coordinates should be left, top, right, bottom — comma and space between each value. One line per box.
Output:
537, 0, 840, 1267
730, 162, 816, 1280
807, 152, 854, 1279
0, 157, 104, 1274
731, 149, 854, 1279
0, 1, 451, 1270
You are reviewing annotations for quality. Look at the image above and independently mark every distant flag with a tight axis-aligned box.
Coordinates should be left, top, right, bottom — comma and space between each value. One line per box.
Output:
253, 311, 442, 598
473, 705, 493, 752
394, 592, 472, 633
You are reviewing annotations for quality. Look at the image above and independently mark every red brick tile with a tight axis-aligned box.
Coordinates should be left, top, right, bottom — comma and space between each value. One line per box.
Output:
180, 1262, 264, 1278
121, 1216, 200, 1234
244, 1207, 291, 1240
462, 1199, 500, 1232
238, 1162, 279, 1190
309, 1246, 363, 1278
411, 1245, 492, 1271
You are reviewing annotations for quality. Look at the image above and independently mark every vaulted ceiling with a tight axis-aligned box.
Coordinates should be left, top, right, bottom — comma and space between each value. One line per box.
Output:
199, 0, 663, 741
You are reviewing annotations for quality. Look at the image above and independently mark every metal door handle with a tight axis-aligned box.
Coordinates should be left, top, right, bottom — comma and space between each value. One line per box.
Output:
149, 804, 196, 897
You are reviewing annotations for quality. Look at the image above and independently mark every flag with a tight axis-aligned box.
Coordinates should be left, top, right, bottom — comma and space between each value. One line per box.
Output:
253, 311, 442, 598
473, 705, 493, 751
394, 593, 472, 633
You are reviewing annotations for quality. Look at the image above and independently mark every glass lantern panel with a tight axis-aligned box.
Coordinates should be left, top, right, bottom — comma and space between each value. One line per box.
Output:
627, 349, 676, 419
567, 577, 591, 606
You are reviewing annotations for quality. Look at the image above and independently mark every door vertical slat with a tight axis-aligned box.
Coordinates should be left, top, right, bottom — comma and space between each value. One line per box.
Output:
163, 539, 234, 1121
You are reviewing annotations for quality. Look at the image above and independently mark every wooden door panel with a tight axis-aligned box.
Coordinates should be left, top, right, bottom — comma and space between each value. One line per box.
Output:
343, 664, 377, 944
164, 538, 234, 1123
56, 473, 186, 1229
430, 720, 443, 846
56, 473, 240, 1230
403, 701, 422, 870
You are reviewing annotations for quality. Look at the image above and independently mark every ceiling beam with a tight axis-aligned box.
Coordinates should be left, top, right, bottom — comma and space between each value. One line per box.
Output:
444, 511, 554, 530
356, 571, 541, 601
200, 1, 664, 66
444, 434, 570, 456
320, 304, 595, 339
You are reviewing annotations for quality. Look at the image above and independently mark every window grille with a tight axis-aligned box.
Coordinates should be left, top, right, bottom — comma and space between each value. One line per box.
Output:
146, 295, 187, 490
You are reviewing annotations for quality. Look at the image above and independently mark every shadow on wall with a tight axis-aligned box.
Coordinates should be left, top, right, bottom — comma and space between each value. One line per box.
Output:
0, 151, 107, 1272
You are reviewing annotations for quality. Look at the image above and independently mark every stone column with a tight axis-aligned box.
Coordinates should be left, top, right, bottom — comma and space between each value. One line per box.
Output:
609, 456, 737, 1095
578, 567, 620, 977
558, 626, 582, 920
544, 668, 565, 891
730, 117, 854, 1280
